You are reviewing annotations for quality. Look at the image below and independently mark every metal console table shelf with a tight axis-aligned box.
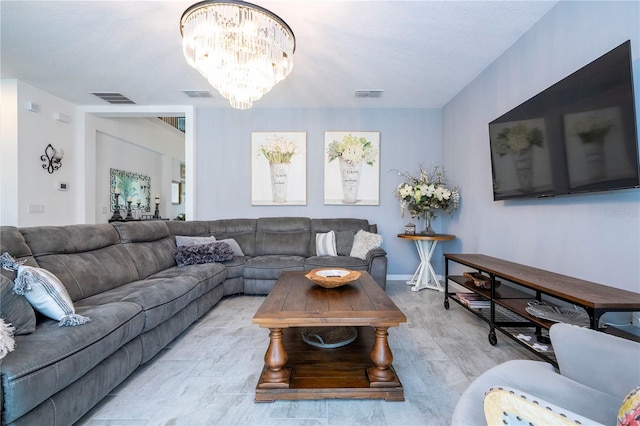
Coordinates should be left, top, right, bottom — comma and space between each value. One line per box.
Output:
443, 253, 640, 367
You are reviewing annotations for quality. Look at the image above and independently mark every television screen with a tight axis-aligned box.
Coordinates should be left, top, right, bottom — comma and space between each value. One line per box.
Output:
489, 40, 640, 201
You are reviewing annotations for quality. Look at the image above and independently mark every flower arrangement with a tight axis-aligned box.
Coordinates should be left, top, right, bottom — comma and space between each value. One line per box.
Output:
395, 165, 460, 218
575, 115, 612, 144
259, 135, 297, 164
327, 134, 378, 165
494, 123, 544, 156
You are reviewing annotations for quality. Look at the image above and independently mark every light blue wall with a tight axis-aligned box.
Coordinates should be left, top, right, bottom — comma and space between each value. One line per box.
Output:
442, 1, 640, 293
194, 107, 443, 275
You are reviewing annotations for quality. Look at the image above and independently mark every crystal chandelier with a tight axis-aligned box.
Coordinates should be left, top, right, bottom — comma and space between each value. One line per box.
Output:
180, 0, 296, 110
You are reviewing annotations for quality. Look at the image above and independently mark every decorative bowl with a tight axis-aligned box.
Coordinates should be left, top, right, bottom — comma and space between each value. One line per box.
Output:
305, 268, 361, 288
464, 272, 501, 289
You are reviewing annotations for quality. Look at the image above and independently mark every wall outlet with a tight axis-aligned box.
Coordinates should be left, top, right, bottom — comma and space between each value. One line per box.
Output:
27, 204, 44, 214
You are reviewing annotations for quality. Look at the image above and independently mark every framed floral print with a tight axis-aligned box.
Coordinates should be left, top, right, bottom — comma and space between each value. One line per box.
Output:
110, 168, 151, 211
324, 131, 380, 205
251, 132, 307, 205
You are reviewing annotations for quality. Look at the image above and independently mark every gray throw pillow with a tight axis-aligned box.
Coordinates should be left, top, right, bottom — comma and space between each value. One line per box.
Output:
173, 241, 234, 266
0, 275, 36, 335
335, 230, 356, 256
217, 238, 245, 256
175, 235, 216, 247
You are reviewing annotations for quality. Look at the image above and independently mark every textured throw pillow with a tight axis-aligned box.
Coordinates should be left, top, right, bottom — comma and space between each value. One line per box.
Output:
175, 235, 216, 247
173, 241, 234, 267
0, 274, 36, 335
0, 318, 15, 359
316, 231, 337, 256
0, 253, 91, 327
217, 238, 245, 257
335, 230, 356, 256
350, 230, 383, 260
618, 385, 640, 426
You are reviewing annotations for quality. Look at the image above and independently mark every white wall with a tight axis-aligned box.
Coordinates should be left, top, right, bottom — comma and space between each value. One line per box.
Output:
442, 1, 640, 293
194, 107, 443, 276
92, 117, 185, 223
0, 80, 77, 226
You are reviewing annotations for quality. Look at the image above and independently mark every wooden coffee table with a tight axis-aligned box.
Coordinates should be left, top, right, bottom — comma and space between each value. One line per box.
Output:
252, 271, 407, 402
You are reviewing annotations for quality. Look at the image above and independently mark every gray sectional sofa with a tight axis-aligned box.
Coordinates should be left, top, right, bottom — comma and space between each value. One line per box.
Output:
0, 217, 386, 426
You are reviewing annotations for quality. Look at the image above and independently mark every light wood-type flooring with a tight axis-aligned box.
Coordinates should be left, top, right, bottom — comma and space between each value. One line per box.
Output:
78, 280, 537, 425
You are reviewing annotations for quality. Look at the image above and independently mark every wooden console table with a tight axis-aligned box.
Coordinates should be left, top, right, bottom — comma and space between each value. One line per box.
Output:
444, 253, 640, 366
397, 234, 455, 292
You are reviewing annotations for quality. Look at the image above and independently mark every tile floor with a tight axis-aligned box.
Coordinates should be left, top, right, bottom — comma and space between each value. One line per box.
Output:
78, 281, 537, 426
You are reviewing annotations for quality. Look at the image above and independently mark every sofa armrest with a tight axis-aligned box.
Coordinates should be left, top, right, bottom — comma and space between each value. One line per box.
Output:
366, 247, 387, 290
484, 387, 604, 426
550, 323, 640, 399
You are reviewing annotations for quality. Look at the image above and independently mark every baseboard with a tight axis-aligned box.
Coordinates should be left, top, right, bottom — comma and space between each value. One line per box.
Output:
387, 274, 445, 282
387, 274, 412, 281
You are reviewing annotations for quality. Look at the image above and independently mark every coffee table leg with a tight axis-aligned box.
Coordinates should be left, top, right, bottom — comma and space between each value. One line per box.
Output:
367, 327, 400, 386
259, 328, 290, 388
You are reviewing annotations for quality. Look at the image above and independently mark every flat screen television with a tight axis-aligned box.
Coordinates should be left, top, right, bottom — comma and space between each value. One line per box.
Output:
488, 40, 640, 201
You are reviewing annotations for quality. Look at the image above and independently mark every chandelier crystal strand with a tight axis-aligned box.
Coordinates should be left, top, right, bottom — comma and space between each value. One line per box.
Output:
181, 1, 295, 109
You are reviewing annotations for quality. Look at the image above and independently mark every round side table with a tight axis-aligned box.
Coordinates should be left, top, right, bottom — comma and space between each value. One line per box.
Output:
397, 233, 456, 292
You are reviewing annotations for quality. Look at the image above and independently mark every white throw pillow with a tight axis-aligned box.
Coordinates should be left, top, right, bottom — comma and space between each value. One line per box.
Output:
175, 235, 216, 247
13, 265, 91, 327
217, 238, 245, 256
0, 318, 15, 359
316, 231, 337, 256
350, 230, 383, 260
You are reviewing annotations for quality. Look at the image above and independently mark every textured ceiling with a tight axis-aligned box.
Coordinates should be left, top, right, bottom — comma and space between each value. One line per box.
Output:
0, 1, 558, 109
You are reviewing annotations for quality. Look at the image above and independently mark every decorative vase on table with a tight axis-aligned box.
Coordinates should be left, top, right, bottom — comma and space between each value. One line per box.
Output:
421, 211, 436, 236
269, 162, 289, 203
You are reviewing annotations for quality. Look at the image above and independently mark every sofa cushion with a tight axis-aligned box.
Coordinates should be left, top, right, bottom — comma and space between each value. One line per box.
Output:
173, 242, 234, 266
21, 224, 139, 301
0, 226, 37, 281
76, 265, 225, 332
304, 255, 368, 271
243, 255, 306, 280
209, 219, 257, 257
0, 302, 144, 424
255, 217, 311, 256
165, 220, 210, 237
316, 231, 337, 256
111, 221, 176, 279
0, 275, 35, 335
220, 256, 247, 279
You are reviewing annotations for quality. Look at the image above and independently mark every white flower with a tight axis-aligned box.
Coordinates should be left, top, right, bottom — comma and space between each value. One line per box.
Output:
394, 164, 461, 218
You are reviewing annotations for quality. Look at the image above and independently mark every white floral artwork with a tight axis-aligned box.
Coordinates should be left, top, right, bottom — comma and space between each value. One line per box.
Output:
324, 131, 380, 205
251, 132, 307, 205
563, 107, 632, 188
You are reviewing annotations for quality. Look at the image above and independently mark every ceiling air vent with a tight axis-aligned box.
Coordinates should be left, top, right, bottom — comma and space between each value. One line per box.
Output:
91, 92, 136, 104
354, 90, 384, 98
182, 90, 212, 98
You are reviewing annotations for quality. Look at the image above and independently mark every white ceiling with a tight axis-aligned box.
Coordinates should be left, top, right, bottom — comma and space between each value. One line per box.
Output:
0, 0, 558, 109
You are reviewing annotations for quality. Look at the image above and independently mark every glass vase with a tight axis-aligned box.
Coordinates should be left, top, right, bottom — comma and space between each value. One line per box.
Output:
421, 211, 436, 235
